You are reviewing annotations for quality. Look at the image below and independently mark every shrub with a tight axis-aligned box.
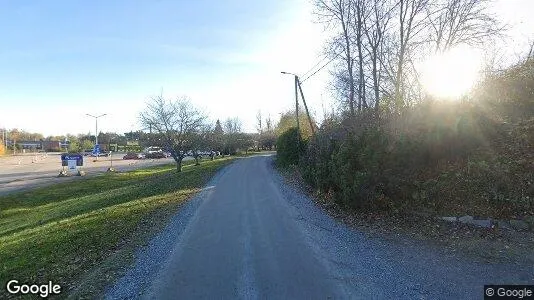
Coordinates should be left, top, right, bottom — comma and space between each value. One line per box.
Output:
299, 125, 340, 192
296, 59, 533, 217
276, 127, 305, 167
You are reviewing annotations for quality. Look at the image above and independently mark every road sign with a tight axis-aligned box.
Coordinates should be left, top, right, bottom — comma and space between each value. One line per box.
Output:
92, 144, 101, 155
61, 154, 83, 166
68, 159, 77, 171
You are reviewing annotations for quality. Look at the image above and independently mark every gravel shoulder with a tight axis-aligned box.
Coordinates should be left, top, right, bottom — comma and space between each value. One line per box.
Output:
105, 155, 534, 299
272, 161, 533, 299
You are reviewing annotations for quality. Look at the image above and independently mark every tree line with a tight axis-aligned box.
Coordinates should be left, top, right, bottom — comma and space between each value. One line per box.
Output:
140, 95, 274, 172
275, 0, 534, 217
315, 0, 502, 113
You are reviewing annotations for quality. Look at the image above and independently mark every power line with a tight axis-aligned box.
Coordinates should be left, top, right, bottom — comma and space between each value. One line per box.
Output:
301, 51, 343, 83
300, 53, 331, 79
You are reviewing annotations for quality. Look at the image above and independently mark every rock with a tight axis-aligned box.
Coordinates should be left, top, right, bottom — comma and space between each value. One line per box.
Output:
509, 219, 529, 231
469, 219, 492, 228
77, 170, 86, 176
458, 215, 474, 223
440, 216, 457, 222
527, 185, 534, 197
58, 170, 68, 177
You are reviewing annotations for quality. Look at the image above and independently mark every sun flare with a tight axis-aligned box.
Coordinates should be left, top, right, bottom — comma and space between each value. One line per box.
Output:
420, 45, 482, 99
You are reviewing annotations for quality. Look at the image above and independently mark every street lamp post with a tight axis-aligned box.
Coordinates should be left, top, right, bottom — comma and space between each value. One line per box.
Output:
86, 113, 107, 160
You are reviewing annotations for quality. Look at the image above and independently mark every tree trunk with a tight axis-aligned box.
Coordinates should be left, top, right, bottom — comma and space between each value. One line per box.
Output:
195, 155, 200, 166
341, 14, 355, 116
176, 158, 182, 172
356, 1, 366, 111
372, 55, 379, 110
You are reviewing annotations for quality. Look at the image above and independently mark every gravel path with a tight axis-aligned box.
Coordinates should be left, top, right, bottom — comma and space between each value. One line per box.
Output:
105, 155, 534, 299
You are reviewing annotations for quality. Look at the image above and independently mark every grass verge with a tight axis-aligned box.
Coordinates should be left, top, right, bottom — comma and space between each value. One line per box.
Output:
0, 157, 234, 299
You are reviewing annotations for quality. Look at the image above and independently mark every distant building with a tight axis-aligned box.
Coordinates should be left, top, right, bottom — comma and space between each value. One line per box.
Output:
42, 141, 62, 152
5, 140, 41, 150
4, 140, 63, 152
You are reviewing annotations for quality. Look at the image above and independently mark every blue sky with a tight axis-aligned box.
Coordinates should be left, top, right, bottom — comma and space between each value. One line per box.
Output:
0, 0, 326, 135
0, 0, 532, 136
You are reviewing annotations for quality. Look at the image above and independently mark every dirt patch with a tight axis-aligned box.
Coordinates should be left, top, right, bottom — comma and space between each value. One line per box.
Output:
278, 165, 534, 266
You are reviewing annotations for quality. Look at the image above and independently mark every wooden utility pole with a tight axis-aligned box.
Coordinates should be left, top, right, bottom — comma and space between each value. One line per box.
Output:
294, 75, 301, 143
296, 78, 316, 136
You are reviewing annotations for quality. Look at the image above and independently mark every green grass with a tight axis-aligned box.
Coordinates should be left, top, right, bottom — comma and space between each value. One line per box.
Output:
0, 157, 234, 298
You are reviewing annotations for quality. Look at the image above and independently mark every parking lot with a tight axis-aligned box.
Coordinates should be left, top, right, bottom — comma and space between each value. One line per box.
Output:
0, 152, 188, 196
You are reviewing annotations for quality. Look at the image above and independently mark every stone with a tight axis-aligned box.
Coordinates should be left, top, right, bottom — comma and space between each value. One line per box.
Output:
509, 219, 529, 231
469, 219, 492, 228
458, 215, 474, 223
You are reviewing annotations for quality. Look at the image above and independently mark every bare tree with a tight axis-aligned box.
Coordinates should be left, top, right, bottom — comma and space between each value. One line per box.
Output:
190, 124, 212, 165
265, 115, 273, 132
427, 0, 502, 53
256, 110, 263, 134
315, 0, 505, 114
363, 0, 394, 110
351, 0, 369, 110
315, 0, 356, 115
139, 95, 207, 172
224, 117, 242, 134
393, 0, 429, 109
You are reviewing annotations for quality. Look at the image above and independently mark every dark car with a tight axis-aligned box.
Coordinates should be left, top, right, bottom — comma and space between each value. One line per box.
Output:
123, 152, 144, 160
146, 152, 166, 159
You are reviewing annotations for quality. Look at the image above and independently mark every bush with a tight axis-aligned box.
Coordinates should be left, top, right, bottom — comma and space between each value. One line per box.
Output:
276, 127, 305, 167
296, 58, 533, 217
299, 124, 340, 192
299, 97, 531, 215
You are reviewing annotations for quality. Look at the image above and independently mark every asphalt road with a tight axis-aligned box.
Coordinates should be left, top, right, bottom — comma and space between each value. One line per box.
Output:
108, 155, 534, 299
145, 155, 342, 299
0, 153, 189, 196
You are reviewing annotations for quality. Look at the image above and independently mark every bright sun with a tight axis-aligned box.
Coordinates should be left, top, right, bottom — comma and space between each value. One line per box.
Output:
420, 45, 482, 99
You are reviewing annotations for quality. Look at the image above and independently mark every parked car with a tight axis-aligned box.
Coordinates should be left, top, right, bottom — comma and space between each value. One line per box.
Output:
90, 151, 111, 157
146, 152, 166, 159
144, 146, 163, 154
123, 152, 144, 160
